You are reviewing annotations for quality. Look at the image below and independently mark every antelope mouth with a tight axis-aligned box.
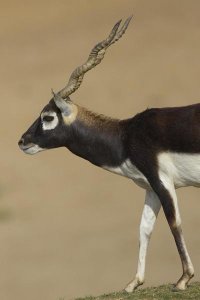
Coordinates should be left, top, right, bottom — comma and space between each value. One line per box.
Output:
19, 142, 34, 150
19, 143, 45, 155
21, 144, 34, 151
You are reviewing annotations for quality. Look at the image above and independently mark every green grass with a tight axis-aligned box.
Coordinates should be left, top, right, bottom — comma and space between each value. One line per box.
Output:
76, 282, 200, 300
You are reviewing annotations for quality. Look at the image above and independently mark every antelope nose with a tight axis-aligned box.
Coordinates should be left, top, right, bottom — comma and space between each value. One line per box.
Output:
18, 137, 24, 146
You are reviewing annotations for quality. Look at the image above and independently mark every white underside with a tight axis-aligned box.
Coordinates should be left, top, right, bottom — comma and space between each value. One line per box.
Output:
103, 152, 200, 190
158, 152, 200, 188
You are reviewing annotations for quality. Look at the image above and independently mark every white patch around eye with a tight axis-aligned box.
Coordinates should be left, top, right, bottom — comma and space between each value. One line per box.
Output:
41, 111, 59, 130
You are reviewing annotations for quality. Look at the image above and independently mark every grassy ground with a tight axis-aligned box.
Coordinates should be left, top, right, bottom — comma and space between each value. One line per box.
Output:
75, 282, 200, 300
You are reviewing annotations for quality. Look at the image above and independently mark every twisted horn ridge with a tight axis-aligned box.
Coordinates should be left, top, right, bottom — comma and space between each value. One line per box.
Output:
57, 16, 133, 100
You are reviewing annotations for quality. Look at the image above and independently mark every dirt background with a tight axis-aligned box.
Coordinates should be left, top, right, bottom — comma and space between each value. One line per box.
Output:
1, 1, 200, 299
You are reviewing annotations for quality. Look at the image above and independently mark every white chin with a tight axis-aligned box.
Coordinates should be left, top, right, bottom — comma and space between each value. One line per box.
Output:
23, 145, 45, 155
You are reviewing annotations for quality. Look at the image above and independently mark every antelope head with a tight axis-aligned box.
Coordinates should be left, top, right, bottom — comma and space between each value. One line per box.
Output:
18, 17, 132, 155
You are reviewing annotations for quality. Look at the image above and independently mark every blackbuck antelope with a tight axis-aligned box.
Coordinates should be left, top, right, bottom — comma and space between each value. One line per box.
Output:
18, 17, 198, 292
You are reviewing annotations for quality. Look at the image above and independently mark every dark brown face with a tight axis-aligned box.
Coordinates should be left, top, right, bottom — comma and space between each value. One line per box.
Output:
18, 99, 74, 155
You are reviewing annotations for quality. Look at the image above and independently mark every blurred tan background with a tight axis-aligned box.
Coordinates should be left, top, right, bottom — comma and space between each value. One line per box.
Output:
1, 0, 200, 299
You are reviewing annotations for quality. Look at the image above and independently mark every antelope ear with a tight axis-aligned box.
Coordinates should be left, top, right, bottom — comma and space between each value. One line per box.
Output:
52, 89, 72, 116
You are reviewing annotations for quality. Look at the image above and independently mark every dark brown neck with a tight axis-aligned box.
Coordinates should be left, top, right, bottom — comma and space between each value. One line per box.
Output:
65, 106, 126, 167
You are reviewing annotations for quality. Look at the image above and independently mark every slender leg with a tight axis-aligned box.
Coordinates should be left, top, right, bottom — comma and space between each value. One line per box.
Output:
152, 175, 194, 290
125, 189, 161, 292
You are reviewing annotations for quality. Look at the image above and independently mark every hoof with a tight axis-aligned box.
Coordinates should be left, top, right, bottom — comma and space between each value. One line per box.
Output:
124, 285, 134, 293
172, 283, 186, 292
124, 279, 144, 293
124, 284, 134, 293
172, 285, 181, 292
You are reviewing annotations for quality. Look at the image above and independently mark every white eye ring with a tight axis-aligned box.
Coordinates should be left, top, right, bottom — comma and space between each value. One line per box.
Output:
41, 111, 59, 130
42, 115, 54, 122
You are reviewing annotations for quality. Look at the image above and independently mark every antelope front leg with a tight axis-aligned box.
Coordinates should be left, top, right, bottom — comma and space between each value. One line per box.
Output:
125, 190, 161, 292
152, 176, 194, 290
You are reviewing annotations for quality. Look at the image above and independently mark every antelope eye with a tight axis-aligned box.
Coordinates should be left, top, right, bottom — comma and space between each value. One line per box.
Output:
42, 115, 54, 122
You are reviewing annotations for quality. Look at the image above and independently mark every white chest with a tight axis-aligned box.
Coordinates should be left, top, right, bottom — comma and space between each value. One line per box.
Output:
102, 159, 150, 189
